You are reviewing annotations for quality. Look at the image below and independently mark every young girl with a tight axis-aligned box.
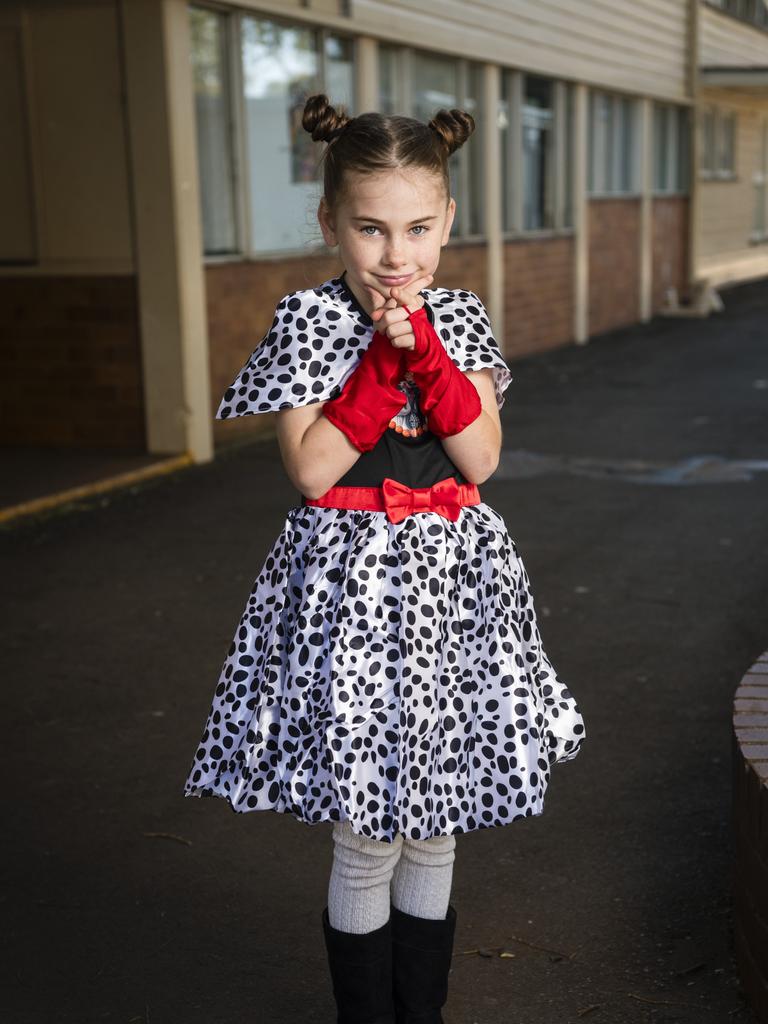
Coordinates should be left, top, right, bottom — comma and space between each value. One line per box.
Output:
184, 93, 586, 1024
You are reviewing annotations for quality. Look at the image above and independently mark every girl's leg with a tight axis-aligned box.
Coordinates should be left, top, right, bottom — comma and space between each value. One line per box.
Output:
390, 833, 456, 919
328, 819, 404, 933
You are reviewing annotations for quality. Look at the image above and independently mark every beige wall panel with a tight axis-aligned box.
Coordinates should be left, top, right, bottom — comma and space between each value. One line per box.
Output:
352, 0, 690, 100
26, 0, 132, 266
700, 6, 768, 67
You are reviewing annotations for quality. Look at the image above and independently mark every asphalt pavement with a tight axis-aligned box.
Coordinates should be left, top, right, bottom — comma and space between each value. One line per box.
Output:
3, 279, 768, 1024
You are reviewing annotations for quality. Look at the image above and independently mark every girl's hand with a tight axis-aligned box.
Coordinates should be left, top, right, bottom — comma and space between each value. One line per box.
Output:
367, 273, 434, 352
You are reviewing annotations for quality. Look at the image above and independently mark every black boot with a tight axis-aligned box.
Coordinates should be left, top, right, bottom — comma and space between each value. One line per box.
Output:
390, 903, 457, 1024
321, 906, 397, 1024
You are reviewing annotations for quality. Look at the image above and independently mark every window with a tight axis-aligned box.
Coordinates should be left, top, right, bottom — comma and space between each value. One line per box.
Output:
653, 103, 690, 194
588, 90, 638, 195
189, 6, 355, 256
378, 46, 484, 239
699, 106, 737, 178
500, 70, 574, 232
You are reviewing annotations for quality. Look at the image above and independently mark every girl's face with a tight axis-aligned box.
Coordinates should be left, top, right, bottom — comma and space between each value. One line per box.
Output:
318, 166, 456, 316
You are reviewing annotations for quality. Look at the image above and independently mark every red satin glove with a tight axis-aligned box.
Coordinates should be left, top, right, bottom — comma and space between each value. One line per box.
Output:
403, 307, 482, 438
322, 330, 407, 452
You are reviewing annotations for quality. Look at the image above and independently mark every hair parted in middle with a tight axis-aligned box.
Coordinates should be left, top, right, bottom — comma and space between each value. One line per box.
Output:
301, 93, 475, 211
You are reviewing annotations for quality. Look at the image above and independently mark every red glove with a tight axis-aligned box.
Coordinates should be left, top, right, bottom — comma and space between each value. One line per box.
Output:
322, 330, 407, 452
403, 306, 482, 438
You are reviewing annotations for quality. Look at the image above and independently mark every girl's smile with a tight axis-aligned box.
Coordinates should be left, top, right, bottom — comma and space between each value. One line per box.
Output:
318, 167, 456, 316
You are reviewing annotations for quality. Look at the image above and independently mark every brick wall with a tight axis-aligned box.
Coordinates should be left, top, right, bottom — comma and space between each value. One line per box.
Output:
0, 276, 145, 448
588, 198, 641, 337
651, 196, 690, 312
503, 236, 575, 358
732, 651, 768, 1023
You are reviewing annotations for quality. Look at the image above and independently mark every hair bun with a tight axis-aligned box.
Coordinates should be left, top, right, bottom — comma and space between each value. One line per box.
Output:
428, 108, 475, 156
302, 93, 351, 143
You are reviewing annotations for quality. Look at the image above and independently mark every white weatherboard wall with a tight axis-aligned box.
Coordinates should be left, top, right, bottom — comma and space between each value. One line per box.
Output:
356, 0, 690, 100
238, 0, 691, 102
701, 4, 768, 67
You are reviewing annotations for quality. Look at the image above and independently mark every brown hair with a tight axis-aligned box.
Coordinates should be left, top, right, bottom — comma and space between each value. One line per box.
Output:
302, 93, 475, 211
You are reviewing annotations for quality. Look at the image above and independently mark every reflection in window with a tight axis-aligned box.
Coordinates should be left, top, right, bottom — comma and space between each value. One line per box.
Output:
190, 7, 238, 254
241, 17, 321, 252
412, 50, 462, 238
466, 63, 483, 236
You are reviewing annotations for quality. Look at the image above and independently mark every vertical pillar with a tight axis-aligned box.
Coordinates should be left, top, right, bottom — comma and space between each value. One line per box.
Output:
120, 0, 213, 462
573, 83, 589, 344
483, 62, 504, 347
639, 97, 653, 322
355, 36, 378, 112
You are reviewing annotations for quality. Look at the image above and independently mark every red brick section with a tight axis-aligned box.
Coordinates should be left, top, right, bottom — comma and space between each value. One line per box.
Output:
732, 650, 768, 1022
588, 198, 641, 338
0, 276, 145, 449
651, 196, 690, 312
503, 236, 575, 359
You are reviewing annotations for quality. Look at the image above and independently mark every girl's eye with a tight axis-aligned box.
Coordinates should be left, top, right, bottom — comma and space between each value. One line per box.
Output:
360, 225, 380, 236
411, 225, 428, 236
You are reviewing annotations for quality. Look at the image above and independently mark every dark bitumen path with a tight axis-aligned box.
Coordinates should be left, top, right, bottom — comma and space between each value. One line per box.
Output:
3, 281, 768, 1024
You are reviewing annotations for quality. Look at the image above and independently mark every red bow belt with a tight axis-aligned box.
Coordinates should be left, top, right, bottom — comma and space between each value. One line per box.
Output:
303, 476, 481, 525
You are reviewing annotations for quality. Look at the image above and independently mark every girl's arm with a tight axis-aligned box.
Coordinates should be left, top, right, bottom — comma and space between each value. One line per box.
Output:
439, 368, 503, 485
275, 402, 362, 500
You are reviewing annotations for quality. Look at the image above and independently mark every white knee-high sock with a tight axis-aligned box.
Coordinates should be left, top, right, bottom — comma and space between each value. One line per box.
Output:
390, 833, 456, 920
328, 820, 404, 934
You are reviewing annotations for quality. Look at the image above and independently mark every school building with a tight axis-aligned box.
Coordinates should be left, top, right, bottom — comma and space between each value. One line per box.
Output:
1, 0, 767, 467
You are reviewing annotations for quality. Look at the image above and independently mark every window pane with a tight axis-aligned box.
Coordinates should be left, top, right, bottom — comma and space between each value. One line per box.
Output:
500, 72, 512, 230
619, 96, 635, 192
411, 50, 460, 235
653, 104, 667, 191
718, 110, 736, 174
466, 62, 483, 235
325, 34, 355, 113
700, 108, 715, 172
522, 74, 554, 229
677, 107, 690, 192
564, 82, 574, 227
379, 45, 404, 115
190, 6, 238, 255
242, 16, 321, 253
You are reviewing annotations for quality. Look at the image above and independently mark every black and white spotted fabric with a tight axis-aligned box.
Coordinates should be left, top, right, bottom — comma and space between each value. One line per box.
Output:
184, 277, 586, 843
214, 276, 513, 419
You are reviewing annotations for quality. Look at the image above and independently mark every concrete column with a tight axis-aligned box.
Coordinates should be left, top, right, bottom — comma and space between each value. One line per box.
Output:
120, 0, 213, 462
355, 36, 378, 112
573, 83, 589, 344
639, 97, 653, 322
483, 63, 504, 347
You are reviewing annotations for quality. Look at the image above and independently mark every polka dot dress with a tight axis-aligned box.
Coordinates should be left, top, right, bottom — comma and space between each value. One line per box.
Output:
183, 278, 586, 842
